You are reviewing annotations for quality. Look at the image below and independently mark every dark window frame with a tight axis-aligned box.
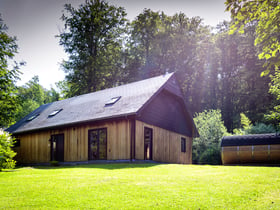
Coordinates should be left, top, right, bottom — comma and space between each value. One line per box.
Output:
50, 133, 64, 162
144, 127, 153, 160
26, 113, 40, 121
181, 137, 186, 153
105, 96, 121, 106
48, 109, 63, 118
88, 128, 107, 160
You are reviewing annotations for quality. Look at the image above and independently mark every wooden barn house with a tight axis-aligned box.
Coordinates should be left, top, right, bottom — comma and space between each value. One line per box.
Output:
7, 73, 198, 164
221, 133, 280, 165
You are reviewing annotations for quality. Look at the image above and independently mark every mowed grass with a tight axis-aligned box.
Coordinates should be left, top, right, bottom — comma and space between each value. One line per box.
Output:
0, 164, 280, 209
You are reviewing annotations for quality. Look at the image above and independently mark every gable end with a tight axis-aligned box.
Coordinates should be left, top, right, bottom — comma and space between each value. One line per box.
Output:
137, 89, 193, 137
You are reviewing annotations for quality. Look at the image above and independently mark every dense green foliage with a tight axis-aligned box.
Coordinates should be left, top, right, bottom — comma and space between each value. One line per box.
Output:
1, 1, 278, 133
0, 164, 279, 209
58, 0, 127, 97
192, 110, 229, 164
56, 1, 276, 132
0, 15, 21, 127
0, 129, 16, 171
15, 76, 60, 121
266, 68, 280, 126
128, 10, 210, 114
234, 113, 276, 135
226, 0, 280, 128
226, 0, 280, 73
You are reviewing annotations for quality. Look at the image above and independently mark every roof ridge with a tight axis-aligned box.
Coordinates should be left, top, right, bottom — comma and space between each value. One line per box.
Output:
7, 72, 174, 134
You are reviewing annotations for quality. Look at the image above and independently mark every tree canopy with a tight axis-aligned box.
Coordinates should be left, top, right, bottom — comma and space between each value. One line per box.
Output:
58, 0, 128, 97
0, 15, 21, 128
226, 0, 280, 127
0, 3, 278, 134
15, 76, 60, 121
226, 0, 280, 75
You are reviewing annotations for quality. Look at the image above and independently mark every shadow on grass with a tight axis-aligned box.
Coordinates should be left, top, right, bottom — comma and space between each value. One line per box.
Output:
17, 161, 162, 170
0, 169, 18, 172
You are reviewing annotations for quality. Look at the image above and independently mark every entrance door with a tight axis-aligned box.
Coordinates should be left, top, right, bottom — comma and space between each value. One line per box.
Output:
50, 134, 64, 162
88, 128, 107, 160
144, 127, 153, 160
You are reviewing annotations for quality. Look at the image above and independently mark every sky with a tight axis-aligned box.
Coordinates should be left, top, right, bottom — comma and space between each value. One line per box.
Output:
0, 0, 230, 89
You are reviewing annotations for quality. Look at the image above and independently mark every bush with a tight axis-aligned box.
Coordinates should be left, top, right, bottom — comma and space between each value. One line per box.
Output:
247, 123, 276, 134
199, 146, 222, 165
0, 129, 16, 171
234, 113, 276, 135
192, 110, 229, 165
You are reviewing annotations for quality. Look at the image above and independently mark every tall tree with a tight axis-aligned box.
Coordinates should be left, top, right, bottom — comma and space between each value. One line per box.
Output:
0, 15, 21, 128
226, 0, 280, 74
226, 0, 280, 126
130, 9, 162, 79
129, 10, 211, 113
16, 76, 60, 121
211, 21, 242, 131
58, 0, 128, 97
202, 21, 274, 131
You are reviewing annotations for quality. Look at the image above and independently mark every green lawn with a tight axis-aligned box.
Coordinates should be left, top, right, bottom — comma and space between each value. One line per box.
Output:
0, 164, 279, 209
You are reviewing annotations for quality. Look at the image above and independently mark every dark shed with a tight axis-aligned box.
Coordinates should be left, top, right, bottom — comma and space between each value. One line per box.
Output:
221, 133, 280, 164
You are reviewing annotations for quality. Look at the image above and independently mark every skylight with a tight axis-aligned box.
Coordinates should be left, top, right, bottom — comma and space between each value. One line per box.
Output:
26, 113, 40, 121
105, 96, 121, 106
48, 109, 63, 117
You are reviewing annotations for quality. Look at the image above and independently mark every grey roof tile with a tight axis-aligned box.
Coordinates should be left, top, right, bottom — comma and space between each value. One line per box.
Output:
7, 73, 174, 134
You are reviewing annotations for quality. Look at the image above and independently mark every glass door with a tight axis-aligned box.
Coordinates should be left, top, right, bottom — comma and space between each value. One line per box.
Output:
144, 127, 153, 160
50, 134, 64, 162
88, 128, 107, 160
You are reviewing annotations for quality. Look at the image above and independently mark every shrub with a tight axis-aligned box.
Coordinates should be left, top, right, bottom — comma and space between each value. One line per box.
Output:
234, 113, 276, 135
199, 146, 222, 165
247, 123, 276, 134
192, 110, 229, 165
0, 129, 16, 171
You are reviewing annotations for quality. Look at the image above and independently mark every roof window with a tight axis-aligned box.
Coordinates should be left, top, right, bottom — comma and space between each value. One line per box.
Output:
105, 96, 121, 106
48, 109, 63, 117
26, 113, 40, 121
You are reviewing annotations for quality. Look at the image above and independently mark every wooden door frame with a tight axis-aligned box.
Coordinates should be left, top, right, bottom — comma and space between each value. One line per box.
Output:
88, 128, 107, 160
50, 133, 64, 162
144, 127, 153, 160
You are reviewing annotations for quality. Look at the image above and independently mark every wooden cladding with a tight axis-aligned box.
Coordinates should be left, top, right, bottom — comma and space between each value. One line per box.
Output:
14, 120, 131, 164
135, 120, 192, 164
222, 145, 280, 164
13, 119, 192, 164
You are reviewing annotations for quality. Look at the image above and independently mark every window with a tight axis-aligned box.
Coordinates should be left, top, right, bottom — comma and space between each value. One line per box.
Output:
48, 109, 63, 117
105, 96, 121, 106
88, 128, 107, 160
144, 127, 153, 160
181, 137, 186, 153
26, 113, 40, 121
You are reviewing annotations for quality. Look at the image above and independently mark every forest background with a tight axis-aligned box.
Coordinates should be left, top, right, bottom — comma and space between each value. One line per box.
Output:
1, 0, 279, 164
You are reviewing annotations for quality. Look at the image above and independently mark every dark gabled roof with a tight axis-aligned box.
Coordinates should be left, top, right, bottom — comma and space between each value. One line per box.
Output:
221, 133, 280, 147
8, 73, 195, 134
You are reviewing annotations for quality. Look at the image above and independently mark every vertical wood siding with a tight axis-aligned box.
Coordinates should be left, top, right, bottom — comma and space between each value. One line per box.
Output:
14, 119, 131, 164
222, 145, 280, 164
135, 120, 192, 164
